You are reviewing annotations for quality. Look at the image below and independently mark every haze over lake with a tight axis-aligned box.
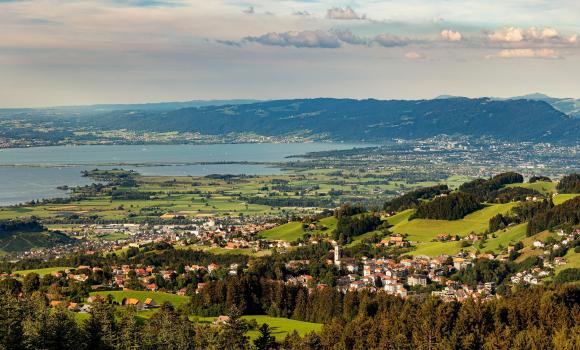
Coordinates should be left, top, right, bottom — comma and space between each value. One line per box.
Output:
0, 143, 368, 206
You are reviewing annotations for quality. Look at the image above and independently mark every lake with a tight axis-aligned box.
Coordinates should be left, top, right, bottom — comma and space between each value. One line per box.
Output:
0, 143, 368, 205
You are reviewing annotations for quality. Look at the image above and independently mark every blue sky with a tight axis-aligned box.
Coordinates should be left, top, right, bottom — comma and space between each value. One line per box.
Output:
1, 0, 579, 107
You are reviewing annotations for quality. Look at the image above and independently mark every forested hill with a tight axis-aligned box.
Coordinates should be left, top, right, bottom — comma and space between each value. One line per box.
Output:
86, 97, 579, 143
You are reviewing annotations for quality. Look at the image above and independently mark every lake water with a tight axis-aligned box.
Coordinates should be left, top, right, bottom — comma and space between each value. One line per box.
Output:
0, 143, 368, 205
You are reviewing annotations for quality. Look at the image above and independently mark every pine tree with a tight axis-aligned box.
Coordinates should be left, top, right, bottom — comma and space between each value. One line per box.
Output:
219, 306, 249, 350
254, 323, 277, 350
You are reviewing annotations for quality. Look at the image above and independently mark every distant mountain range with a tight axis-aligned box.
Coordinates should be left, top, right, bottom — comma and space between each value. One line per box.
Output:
436, 93, 580, 119
79, 97, 579, 143
1, 96, 578, 144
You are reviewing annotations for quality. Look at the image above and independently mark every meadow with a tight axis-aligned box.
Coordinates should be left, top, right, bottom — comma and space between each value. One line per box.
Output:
12, 266, 72, 276
389, 202, 518, 242
85, 290, 321, 339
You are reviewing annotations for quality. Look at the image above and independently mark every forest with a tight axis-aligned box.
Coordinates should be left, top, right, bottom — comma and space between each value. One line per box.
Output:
0, 282, 577, 349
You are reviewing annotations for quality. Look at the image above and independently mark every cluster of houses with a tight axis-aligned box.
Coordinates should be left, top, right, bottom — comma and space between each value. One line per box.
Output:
281, 243, 496, 302
9, 216, 286, 261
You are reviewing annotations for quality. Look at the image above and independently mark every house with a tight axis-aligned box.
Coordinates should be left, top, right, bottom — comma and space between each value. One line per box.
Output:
554, 257, 567, 265
214, 315, 230, 325
144, 298, 156, 309
123, 298, 144, 310
87, 295, 104, 303
196, 283, 208, 293
49, 300, 65, 308
79, 304, 92, 313
67, 302, 79, 311
208, 263, 220, 273
408, 275, 428, 287
533, 241, 545, 248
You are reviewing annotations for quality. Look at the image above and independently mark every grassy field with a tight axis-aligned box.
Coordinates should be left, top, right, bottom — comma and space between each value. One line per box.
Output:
555, 249, 580, 276
553, 193, 579, 205
193, 315, 322, 340
12, 266, 71, 276
515, 231, 557, 263
508, 181, 556, 195
260, 222, 305, 242
474, 223, 528, 253
389, 202, 518, 242
174, 244, 271, 257
409, 241, 465, 257
89, 290, 189, 308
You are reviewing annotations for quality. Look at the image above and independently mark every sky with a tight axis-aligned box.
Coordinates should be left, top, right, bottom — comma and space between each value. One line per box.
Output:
1, 0, 579, 107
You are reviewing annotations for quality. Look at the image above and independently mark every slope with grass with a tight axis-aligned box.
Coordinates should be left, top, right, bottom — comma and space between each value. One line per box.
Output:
474, 223, 528, 253
194, 315, 322, 340
507, 181, 556, 195
12, 266, 71, 276
89, 290, 188, 308
555, 249, 580, 277
390, 202, 518, 242
259, 222, 305, 242
409, 241, 465, 257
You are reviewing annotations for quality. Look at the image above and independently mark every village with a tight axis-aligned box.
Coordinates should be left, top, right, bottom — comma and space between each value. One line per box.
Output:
4, 224, 575, 316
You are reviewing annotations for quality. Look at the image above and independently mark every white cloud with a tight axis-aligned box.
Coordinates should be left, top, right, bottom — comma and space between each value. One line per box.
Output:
244, 30, 341, 48
333, 29, 368, 45
440, 29, 462, 41
568, 34, 578, 43
489, 27, 524, 42
526, 27, 559, 40
495, 48, 560, 59
374, 34, 410, 47
326, 6, 364, 20
489, 26, 567, 43
404, 51, 425, 60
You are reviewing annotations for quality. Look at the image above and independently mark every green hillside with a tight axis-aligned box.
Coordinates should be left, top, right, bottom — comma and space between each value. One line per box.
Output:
507, 181, 556, 195
13, 266, 71, 276
260, 222, 305, 242
390, 202, 518, 242
89, 290, 188, 308
0, 230, 73, 253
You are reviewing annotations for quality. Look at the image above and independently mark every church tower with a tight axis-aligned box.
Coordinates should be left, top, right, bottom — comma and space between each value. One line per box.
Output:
334, 243, 341, 268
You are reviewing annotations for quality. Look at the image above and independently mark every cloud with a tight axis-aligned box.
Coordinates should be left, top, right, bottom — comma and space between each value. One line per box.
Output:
332, 29, 368, 45
292, 10, 310, 16
326, 7, 364, 20
215, 39, 242, 47
404, 52, 425, 60
440, 29, 462, 41
489, 27, 524, 42
244, 30, 341, 48
374, 34, 410, 47
495, 48, 560, 59
489, 26, 565, 42
569, 34, 578, 44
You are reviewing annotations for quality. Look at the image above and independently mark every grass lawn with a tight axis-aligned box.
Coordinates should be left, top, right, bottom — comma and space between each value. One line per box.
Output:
347, 230, 383, 247
385, 209, 414, 226
260, 222, 305, 242
390, 202, 518, 242
409, 241, 465, 257
507, 181, 556, 195
193, 315, 322, 340
515, 231, 557, 263
553, 193, 579, 205
89, 290, 189, 308
475, 223, 528, 254
12, 266, 71, 276
555, 249, 580, 275
175, 244, 271, 257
